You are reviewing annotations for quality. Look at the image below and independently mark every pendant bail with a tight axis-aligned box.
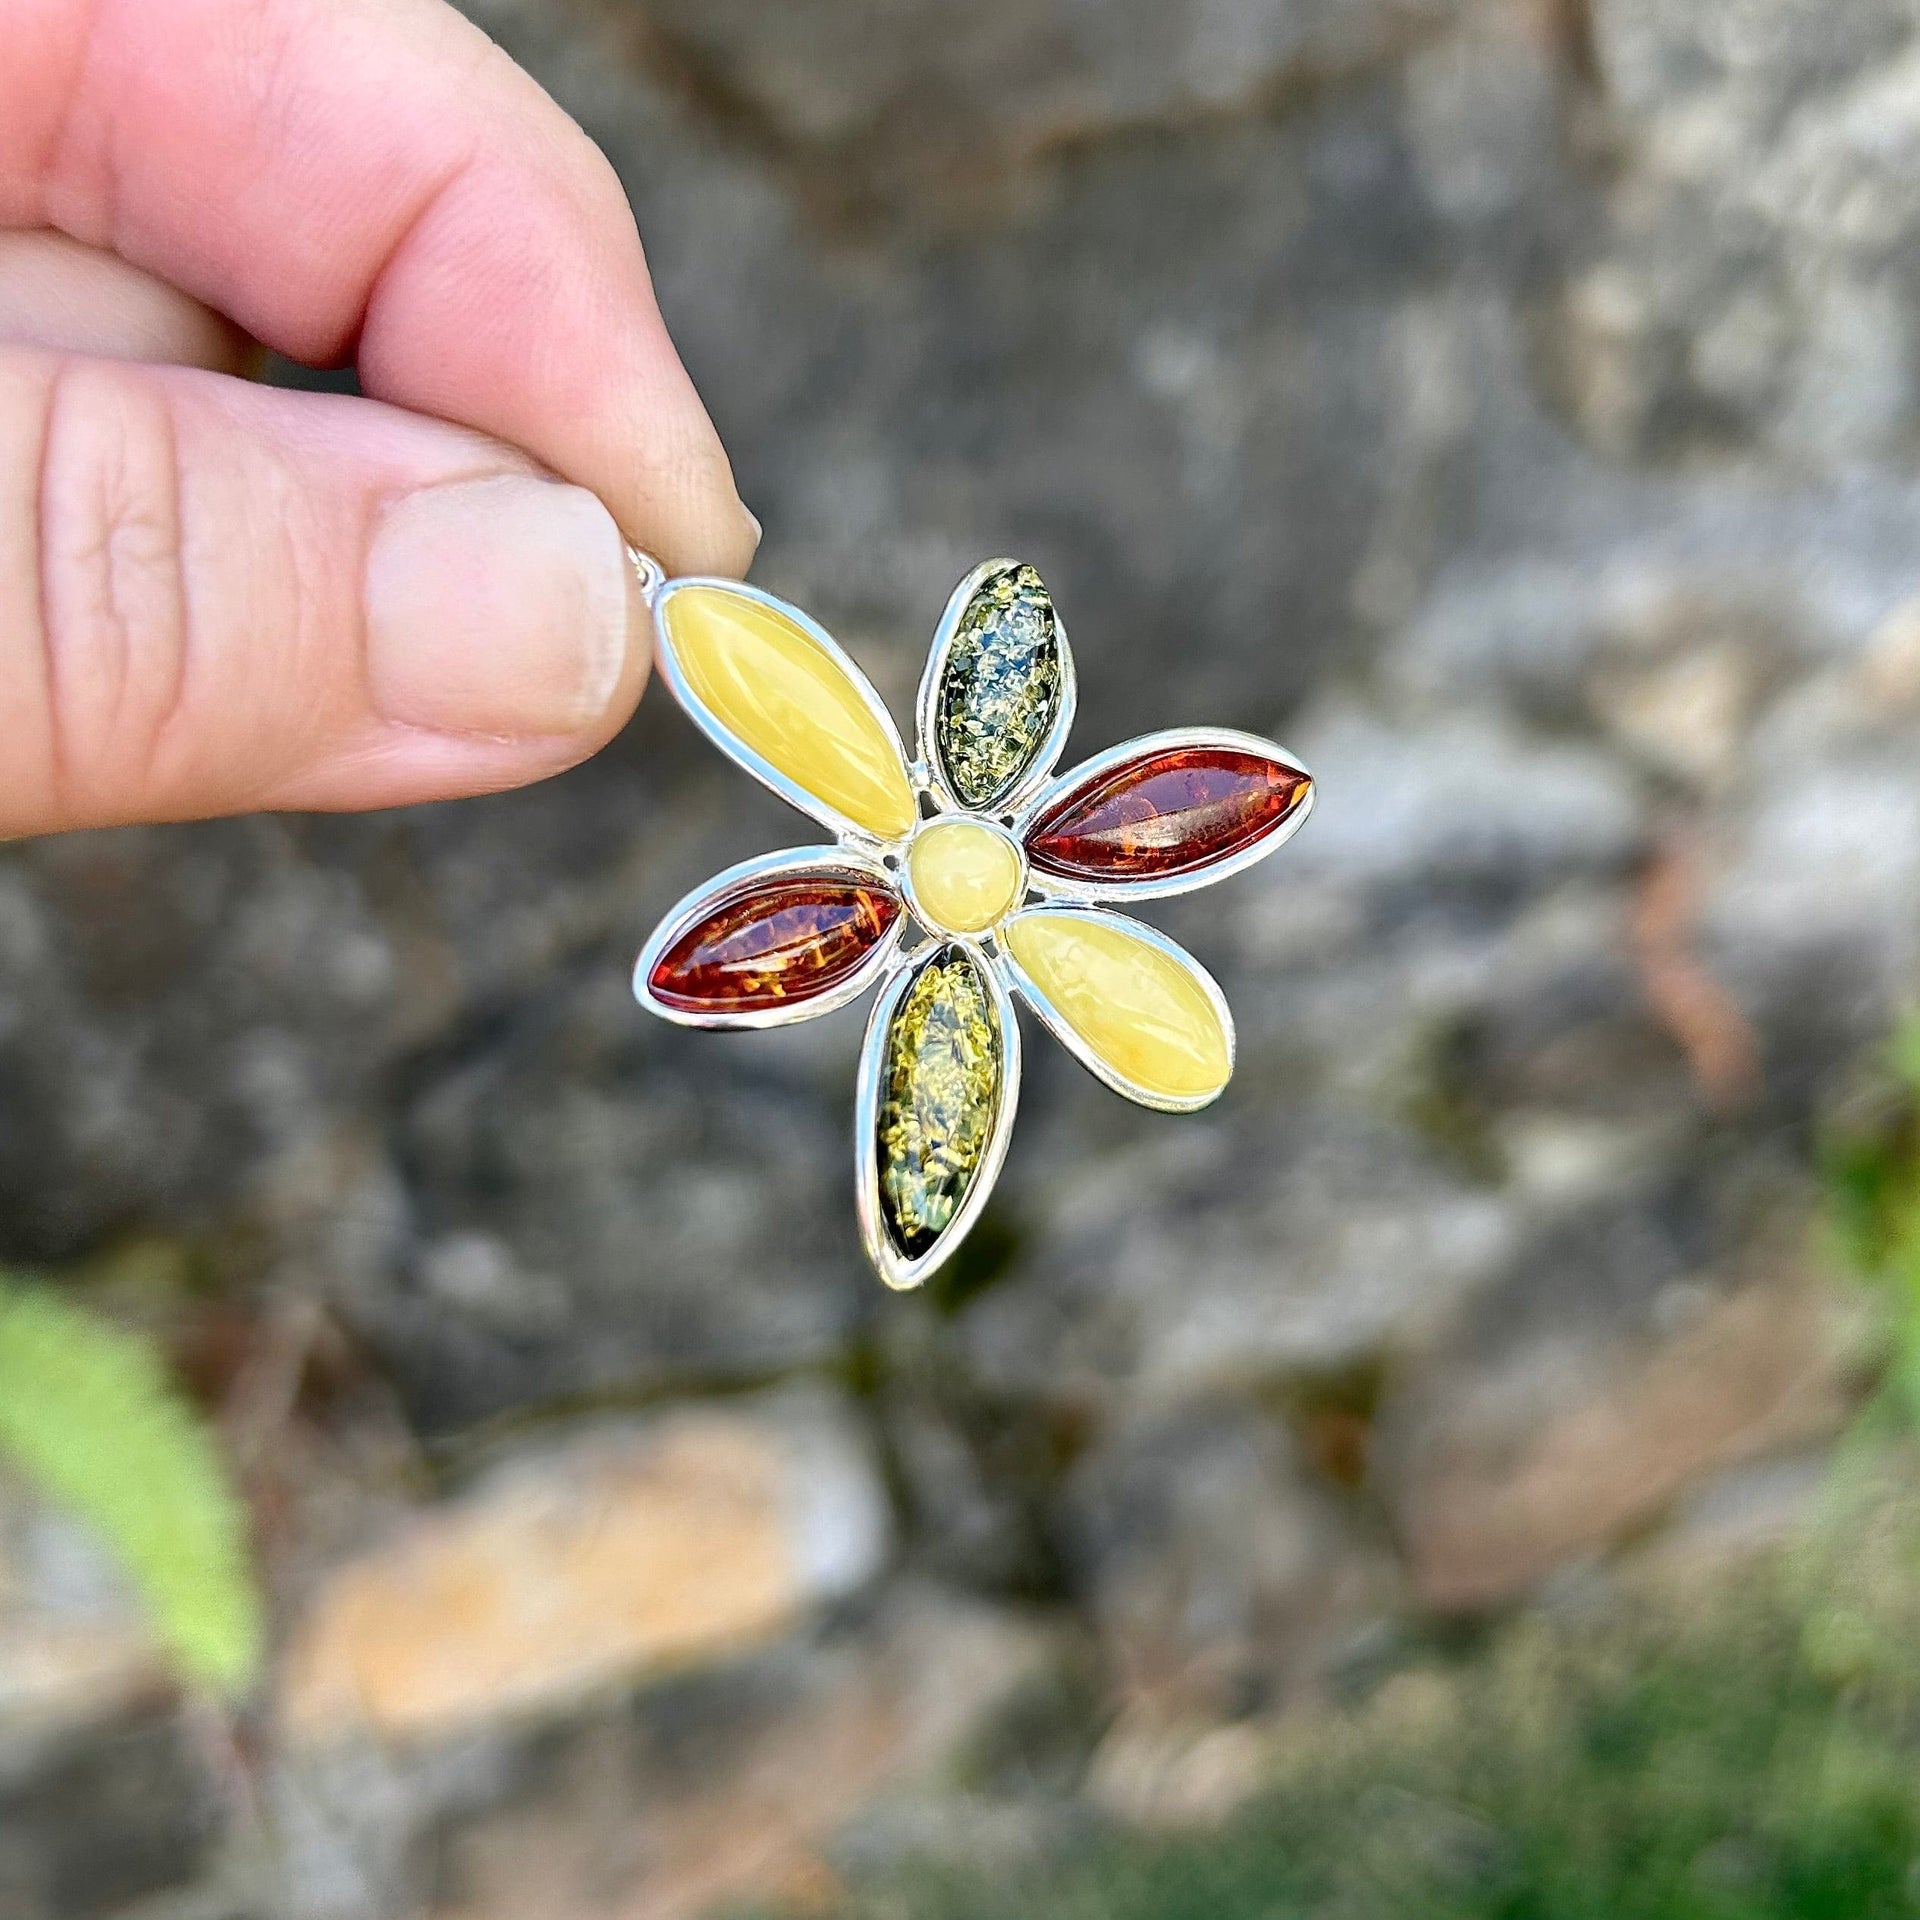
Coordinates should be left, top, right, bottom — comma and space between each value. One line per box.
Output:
626, 546, 666, 602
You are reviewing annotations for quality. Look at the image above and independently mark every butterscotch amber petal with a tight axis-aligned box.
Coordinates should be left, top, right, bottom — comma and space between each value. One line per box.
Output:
660, 584, 916, 840
1004, 909, 1231, 1105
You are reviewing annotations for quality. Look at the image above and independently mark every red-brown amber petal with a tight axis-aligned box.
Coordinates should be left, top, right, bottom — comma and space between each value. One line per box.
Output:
649, 877, 901, 1014
1025, 745, 1311, 883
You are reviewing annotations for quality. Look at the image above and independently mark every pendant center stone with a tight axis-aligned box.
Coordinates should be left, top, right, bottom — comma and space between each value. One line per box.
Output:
907, 820, 1024, 934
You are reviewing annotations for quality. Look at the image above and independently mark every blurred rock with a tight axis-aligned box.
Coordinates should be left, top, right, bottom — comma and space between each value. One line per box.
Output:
1385, 1254, 1861, 1610
1554, 0, 1920, 463
0, 1479, 209, 1920
1706, 755, 1920, 1095
1061, 1402, 1397, 1703
966, 1103, 1519, 1404
1278, 702, 1648, 903
630, 0, 1467, 216
0, 1709, 217, 1920
281, 1386, 888, 1746
380, 970, 873, 1431
1084, 1707, 1281, 1830
0, 1476, 167, 1742
425, 1583, 1055, 1920
1631, 1448, 1835, 1582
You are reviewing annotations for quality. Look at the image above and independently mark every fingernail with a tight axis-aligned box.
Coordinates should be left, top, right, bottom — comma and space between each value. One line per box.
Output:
365, 475, 639, 736
742, 504, 763, 554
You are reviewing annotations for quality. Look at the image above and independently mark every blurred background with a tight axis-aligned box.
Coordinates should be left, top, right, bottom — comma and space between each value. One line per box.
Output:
14, 0, 1920, 1914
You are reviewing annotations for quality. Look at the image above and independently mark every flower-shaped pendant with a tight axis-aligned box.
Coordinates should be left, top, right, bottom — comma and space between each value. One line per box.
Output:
630, 554, 1314, 1288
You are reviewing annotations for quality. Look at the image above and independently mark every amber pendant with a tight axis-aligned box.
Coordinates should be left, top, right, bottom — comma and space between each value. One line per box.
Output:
631, 553, 1314, 1288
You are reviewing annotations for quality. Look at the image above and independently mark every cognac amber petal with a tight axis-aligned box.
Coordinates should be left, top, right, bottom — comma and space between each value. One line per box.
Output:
660, 584, 917, 840
649, 873, 902, 1015
1004, 910, 1231, 1106
1026, 741, 1311, 884
932, 562, 1065, 810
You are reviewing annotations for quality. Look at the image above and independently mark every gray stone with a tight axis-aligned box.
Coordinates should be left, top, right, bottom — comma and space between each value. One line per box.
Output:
1060, 1401, 1393, 1701
409, 1583, 1057, 1920
966, 1103, 1519, 1401
0, 1477, 166, 1743
1550, 0, 1920, 462
0, 1707, 215, 1920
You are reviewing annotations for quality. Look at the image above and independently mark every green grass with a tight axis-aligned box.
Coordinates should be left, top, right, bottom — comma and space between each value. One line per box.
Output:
830, 1497, 1920, 1919
1822, 1011, 1920, 1431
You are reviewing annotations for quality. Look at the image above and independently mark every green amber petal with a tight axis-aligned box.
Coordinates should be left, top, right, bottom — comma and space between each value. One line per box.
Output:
877, 949, 1001, 1258
935, 563, 1063, 810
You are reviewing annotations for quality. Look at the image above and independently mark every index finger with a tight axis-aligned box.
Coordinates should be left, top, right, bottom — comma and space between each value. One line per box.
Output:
2, 0, 757, 577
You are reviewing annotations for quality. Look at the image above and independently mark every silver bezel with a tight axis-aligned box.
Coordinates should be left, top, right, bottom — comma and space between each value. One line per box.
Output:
632, 844, 908, 1031
997, 904, 1237, 1113
1014, 727, 1314, 904
651, 575, 917, 854
914, 558, 1079, 821
853, 942, 1023, 1290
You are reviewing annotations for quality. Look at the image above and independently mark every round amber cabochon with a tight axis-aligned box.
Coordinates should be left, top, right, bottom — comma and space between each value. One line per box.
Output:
907, 821, 1024, 934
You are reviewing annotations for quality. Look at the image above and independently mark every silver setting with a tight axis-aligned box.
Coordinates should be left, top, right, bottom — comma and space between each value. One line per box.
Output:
627, 545, 667, 602
633, 558, 1316, 1287
914, 558, 1078, 820
633, 844, 906, 1031
998, 905, 1236, 1113
854, 943, 1023, 1291
650, 576, 916, 852
1014, 727, 1314, 904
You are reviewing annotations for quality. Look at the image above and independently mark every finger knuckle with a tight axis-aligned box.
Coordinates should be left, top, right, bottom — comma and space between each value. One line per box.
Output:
34, 360, 192, 810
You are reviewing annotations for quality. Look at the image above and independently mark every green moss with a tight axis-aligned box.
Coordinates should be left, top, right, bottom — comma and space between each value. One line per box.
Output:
924, 1207, 1022, 1316
1398, 1016, 1506, 1186
1821, 1011, 1920, 1427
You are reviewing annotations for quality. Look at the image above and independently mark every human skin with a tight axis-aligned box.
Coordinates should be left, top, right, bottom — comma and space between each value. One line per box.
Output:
0, 0, 759, 839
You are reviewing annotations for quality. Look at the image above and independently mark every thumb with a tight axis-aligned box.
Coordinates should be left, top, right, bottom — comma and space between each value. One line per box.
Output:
1, 347, 661, 839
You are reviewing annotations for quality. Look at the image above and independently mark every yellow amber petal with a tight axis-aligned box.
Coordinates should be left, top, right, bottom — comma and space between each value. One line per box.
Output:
907, 821, 1024, 934
662, 585, 916, 840
1004, 911, 1231, 1103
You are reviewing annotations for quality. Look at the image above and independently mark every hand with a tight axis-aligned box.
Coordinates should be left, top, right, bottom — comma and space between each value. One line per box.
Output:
0, 0, 759, 839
